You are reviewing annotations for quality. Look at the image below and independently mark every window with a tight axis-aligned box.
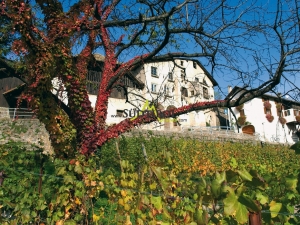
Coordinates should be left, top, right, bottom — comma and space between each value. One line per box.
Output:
195, 77, 199, 82
203, 87, 209, 99
285, 110, 290, 116
191, 90, 195, 96
151, 66, 158, 77
164, 85, 171, 96
116, 110, 124, 117
180, 61, 184, 66
151, 83, 157, 93
181, 70, 185, 80
87, 70, 101, 95
181, 87, 188, 97
193, 61, 197, 69
168, 72, 173, 81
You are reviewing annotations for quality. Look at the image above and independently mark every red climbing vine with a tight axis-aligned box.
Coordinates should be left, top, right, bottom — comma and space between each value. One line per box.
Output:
1, 0, 289, 157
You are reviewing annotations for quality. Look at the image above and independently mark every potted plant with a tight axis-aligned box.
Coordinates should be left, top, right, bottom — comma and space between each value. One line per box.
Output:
279, 117, 286, 125
237, 116, 246, 126
296, 115, 300, 123
276, 103, 282, 111
264, 101, 272, 110
235, 104, 244, 112
266, 114, 274, 122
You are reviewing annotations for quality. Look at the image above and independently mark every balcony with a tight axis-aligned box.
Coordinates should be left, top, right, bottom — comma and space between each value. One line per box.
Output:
283, 108, 300, 123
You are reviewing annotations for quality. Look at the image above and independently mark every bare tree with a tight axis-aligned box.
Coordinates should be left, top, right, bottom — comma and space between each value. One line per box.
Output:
0, 0, 299, 156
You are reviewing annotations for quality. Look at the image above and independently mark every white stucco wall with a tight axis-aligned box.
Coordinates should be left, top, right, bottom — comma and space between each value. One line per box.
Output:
141, 59, 216, 129
52, 59, 217, 130
230, 97, 299, 144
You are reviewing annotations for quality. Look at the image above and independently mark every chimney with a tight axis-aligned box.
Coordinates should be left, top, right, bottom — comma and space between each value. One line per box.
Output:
227, 85, 232, 94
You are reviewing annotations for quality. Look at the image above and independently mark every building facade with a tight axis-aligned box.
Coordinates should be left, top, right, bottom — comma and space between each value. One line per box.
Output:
86, 56, 219, 130
227, 86, 300, 144
0, 54, 219, 131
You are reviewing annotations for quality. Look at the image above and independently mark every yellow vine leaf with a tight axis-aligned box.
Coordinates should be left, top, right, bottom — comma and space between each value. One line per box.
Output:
93, 214, 100, 222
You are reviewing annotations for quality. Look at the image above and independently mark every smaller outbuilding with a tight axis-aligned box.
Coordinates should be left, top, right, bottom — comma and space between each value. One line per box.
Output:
225, 86, 300, 144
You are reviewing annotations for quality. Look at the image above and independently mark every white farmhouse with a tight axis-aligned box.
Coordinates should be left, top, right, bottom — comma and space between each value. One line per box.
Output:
227, 86, 300, 144
86, 55, 219, 130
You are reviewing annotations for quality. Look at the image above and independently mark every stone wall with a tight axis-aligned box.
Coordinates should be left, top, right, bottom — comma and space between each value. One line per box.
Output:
0, 117, 271, 156
0, 107, 10, 119
0, 118, 53, 154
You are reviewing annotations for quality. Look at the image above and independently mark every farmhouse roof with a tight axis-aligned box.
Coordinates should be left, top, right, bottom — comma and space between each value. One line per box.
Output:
226, 86, 300, 108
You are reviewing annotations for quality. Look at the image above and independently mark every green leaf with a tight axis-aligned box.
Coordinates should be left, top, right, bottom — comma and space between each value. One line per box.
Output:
64, 220, 77, 225
235, 204, 249, 224
237, 167, 253, 181
256, 191, 269, 205
74, 164, 83, 174
285, 175, 298, 191
238, 194, 260, 212
223, 187, 248, 224
75, 189, 84, 198
194, 209, 207, 225
31, 211, 37, 217
149, 182, 157, 190
211, 171, 226, 198
211, 179, 222, 198
220, 217, 238, 225
64, 175, 75, 184
151, 196, 162, 211
223, 187, 238, 215
151, 166, 168, 191
269, 201, 282, 218
136, 218, 144, 225
229, 157, 238, 169
196, 177, 206, 195
57, 166, 66, 175
152, 166, 162, 180
216, 171, 226, 183
162, 206, 171, 220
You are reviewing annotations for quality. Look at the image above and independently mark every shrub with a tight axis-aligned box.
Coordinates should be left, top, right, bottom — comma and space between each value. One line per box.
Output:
237, 116, 246, 126
276, 103, 282, 111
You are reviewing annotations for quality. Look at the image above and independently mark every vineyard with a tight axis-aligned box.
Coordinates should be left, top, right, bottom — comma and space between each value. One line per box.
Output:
1, 133, 300, 224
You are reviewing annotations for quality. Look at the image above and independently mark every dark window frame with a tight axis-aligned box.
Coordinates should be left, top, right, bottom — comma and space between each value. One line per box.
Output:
193, 61, 197, 69
181, 70, 185, 80
168, 72, 173, 81
151, 66, 158, 77
203, 87, 209, 99
181, 87, 188, 97
151, 83, 157, 93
